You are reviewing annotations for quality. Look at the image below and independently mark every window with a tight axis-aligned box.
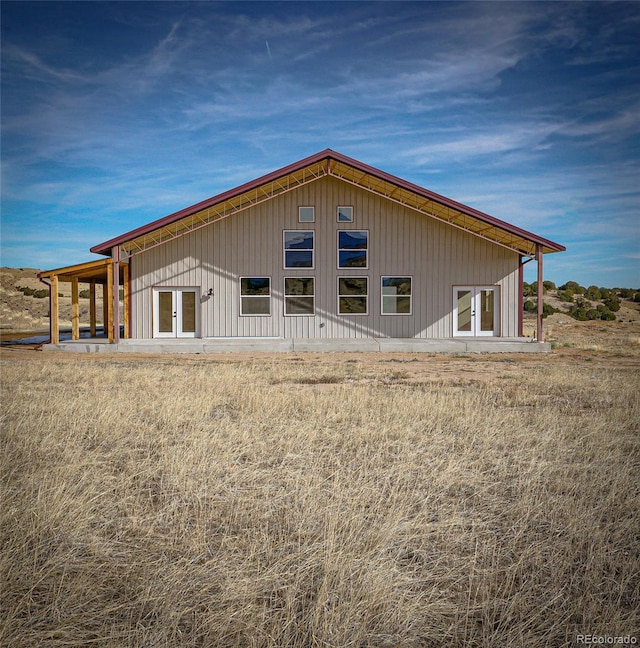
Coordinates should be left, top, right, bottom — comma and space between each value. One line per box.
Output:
284, 277, 315, 315
284, 230, 314, 268
382, 277, 412, 314
338, 277, 368, 314
299, 206, 315, 223
338, 230, 368, 268
337, 206, 353, 222
240, 277, 271, 315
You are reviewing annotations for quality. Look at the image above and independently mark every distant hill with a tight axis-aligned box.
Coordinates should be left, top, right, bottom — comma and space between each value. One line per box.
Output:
0, 266, 109, 335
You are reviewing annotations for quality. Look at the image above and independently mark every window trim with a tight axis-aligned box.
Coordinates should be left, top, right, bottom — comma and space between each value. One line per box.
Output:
283, 229, 315, 270
337, 229, 369, 269
298, 206, 315, 223
381, 276, 413, 316
337, 276, 369, 316
284, 277, 316, 317
337, 205, 354, 222
239, 276, 272, 316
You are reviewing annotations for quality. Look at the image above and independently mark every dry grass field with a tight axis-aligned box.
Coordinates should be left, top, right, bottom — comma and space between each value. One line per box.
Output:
1, 320, 639, 647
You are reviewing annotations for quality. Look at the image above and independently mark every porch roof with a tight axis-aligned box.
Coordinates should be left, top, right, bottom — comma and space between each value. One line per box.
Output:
38, 258, 127, 285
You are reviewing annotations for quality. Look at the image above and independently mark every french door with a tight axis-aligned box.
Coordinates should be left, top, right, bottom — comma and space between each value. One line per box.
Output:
152, 287, 199, 338
454, 286, 499, 336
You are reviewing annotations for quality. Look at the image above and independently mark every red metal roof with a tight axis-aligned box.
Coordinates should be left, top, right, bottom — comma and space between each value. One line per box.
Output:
90, 149, 565, 256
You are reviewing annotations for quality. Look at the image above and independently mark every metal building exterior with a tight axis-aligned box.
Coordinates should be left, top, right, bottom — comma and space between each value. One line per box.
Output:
40, 150, 565, 350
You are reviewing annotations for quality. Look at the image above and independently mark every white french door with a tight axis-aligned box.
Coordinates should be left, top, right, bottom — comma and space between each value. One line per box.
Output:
153, 287, 199, 338
453, 286, 499, 336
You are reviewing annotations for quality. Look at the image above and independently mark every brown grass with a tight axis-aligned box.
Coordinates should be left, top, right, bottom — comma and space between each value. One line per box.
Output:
1, 347, 639, 647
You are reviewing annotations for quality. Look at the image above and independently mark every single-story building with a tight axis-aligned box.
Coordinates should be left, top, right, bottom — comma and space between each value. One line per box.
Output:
38, 149, 565, 352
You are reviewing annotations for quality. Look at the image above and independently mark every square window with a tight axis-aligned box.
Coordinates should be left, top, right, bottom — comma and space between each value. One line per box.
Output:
284, 230, 314, 268
285, 277, 315, 315
299, 206, 315, 223
240, 277, 271, 315
382, 277, 412, 315
337, 206, 353, 222
338, 230, 368, 268
338, 277, 368, 314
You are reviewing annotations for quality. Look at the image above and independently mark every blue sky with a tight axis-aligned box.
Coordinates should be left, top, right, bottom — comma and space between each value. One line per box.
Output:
1, 1, 639, 287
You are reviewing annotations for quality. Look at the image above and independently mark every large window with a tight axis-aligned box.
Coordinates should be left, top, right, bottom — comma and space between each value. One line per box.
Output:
338, 277, 368, 314
381, 277, 412, 315
240, 277, 271, 315
284, 230, 314, 268
338, 230, 368, 268
284, 277, 315, 315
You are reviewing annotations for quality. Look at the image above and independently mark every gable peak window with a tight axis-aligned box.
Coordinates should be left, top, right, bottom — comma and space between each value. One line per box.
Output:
337, 206, 353, 222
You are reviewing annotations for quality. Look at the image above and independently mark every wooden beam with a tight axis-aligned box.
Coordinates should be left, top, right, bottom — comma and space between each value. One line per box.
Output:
89, 282, 96, 337
112, 247, 120, 344
51, 275, 59, 344
71, 277, 80, 340
107, 259, 114, 343
122, 263, 130, 339
536, 244, 544, 343
102, 283, 109, 338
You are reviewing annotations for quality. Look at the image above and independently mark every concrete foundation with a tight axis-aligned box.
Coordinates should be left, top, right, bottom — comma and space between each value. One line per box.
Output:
42, 337, 551, 354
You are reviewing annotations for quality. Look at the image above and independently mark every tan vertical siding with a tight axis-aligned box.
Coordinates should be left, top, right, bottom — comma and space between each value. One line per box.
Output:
130, 176, 520, 339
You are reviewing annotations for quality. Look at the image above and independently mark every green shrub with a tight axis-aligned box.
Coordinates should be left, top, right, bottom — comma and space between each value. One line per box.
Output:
543, 280, 556, 291
585, 286, 601, 300
585, 309, 601, 320
557, 290, 575, 303
559, 281, 586, 294
522, 282, 535, 297
569, 306, 588, 321
17, 286, 48, 299
603, 298, 620, 312
543, 303, 557, 318
634, 292, 640, 303
79, 289, 91, 299
600, 310, 616, 321
524, 300, 536, 312
617, 288, 635, 299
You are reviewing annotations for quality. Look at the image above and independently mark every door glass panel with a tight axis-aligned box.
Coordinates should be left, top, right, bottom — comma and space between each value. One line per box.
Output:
181, 291, 196, 333
457, 290, 472, 332
158, 291, 173, 333
480, 289, 494, 332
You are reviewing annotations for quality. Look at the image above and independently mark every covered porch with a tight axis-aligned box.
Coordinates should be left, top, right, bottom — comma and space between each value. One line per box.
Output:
38, 258, 129, 344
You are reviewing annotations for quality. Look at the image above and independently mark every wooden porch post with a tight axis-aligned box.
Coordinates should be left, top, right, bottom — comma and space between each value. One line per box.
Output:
51, 275, 60, 344
122, 263, 129, 339
89, 282, 96, 337
103, 283, 109, 338
112, 247, 120, 344
536, 244, 544, 343
71, 277, 80, 340
107, 260, 114, 343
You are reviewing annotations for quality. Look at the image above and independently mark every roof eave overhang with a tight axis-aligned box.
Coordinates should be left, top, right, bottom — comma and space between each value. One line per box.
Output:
90, 149, 565, 259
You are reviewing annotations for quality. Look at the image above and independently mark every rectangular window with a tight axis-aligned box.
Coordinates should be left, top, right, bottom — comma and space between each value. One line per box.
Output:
338, 230, 368, 268
284, 230, 314, 268
338, 277, 368, 314
382, 277, 412, 315
337, 206, 353, 222
240, 277, 271, 315
284, 277, 315, 315
298, 206, 315, 223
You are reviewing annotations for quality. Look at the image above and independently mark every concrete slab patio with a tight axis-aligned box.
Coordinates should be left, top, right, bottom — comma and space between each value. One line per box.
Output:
41, 337, 551, 354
